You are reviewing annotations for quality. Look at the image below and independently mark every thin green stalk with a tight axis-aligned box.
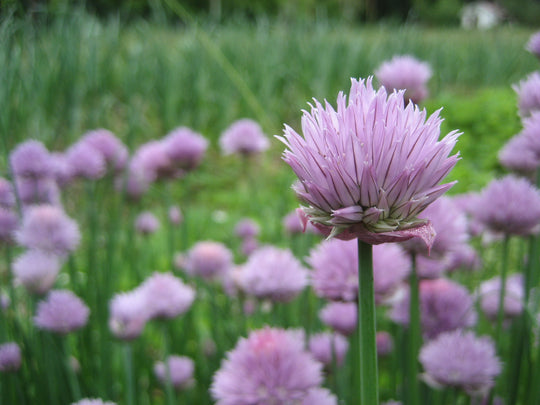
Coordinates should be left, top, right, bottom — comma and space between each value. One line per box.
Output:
162, 323, 176, 405
63, 337, 81, 401
357, 239, 378, 405
495, 236, 510, 342
123, 343, 135, 405
407, 252, 421, 405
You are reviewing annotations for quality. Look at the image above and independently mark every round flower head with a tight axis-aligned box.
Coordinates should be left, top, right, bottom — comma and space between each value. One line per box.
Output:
479, 273, 523, 322
283, 210, 305, 234
168, 205, 183, 225
14, 176, 61, 207
135, 211, 160, 235
211, 327, 323, 405
527, 31, 540, 59
139, 272, 195, 320
234, 218, 260, 239
391, 278, 477, 339
419, 330, 501, 395
15, 205, 80, 256
154, 355, 195, 390
0, 208, 17, 244
0, 178, 15, 209
9, 140, 53, 179
219, 118, 270, 156
513, 71, 540, 118
239, 246, 308, 302
183, 241, 233, 280
71, 399, 117, 405
499, 112, 540, 176
376, 331, 394, 356
12, 250, 61, 294
241, 237, 258, 257
50, 152, 74, 187
375, 55, 432, 104
65, 141, 106, 180
0, 342, 21, 372
34, 289, 90, 334
473, 175, 540, 236
80, 129, 129, 171
163, 127, 208, 171
319, 301, 357, 335
302, 388, 338, 405
109, 288, 150, 340
308, 332, 349, 367
278, 77, 459, 245
131, 140, 174, 182
372, 243, 411, 302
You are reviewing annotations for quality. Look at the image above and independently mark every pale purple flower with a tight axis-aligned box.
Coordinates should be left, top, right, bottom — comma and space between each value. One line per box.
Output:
163, 127, 208, 171
139, 272, 195, 320
241, 238, 258, 257
211, 327, 323, 405
375, 55, 432, 104
0, 178, 15, 208
239, 246, 308, 302
278, 77, 459, 245
0, 342, 21, 372
308, 332, 349, 366
154, 355, 195, 390
473, 175, 540, 236
80, 129, 129, 171
376, 331, 394, 356
499, 112, 540, 175
419, 330, 501, 395
283, 210, 305, 234
16, 205, 80, 256
319, 301, 357, 335
50, 152, 74, 187
122, 164, 153, 199
302, 388, 338, 405
479, 273, 523, 322
373, 243, 411, 303
391, 278, 477, 339
130, 141, 174, 182
513, 71, 540, 118
12, 250, 61, 294
219, 119, 270, 156
109, 289, 149, 340
527, 31, 540, 59
234, 218, 260, 239
0, 208, 17, 243
135, 211, 160, 235
65, 141, 106, 180
9, 140, 53, 178
71, 399, 116, 405
34, 289, 90, 334
183, 241, 233, 280
14, 176, 61, 206
168, 205, 183, 225
415, 243, 481, 279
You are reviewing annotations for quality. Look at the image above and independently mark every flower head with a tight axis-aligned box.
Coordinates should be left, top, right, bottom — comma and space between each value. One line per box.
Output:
183, 241, 233, 280
479, 273, 523, 322
168, 205, 183, 225
279, 77, 459, 245
0, 208, 18, 244
376, 331, 394, 356
219, 119, 270, 156
163, 127, 208, 171
65, 141, 106, 180
499, 112, 540, 175
80, 129, 129, 172
12, 250, 61, 294
0, 342, 21, 372
234, 218, 260, 239
0, 178, 15, 209
34, 290, 90, 334
211, 327, 323, 405
109, 289, 150, 340
154, 355, 195, 390
140, 272, 195, 320
10, 140, 53, 179
527, 31, 540, 59
239, 246, 308, 302
302, 388, 338, 405
319, 301, 357, 335
135, 211, 160, 235
14, 176, 61, 206
308, 332, 349, 366
513, 71, 540, 118
375, 55, 432, 104
419, 330, 501, 395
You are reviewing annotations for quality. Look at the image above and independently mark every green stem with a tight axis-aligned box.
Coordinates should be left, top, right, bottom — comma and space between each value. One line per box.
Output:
357, 239, 378, 405
162, 323, 176, 405
407, 252, 421, 405
63, 337, 81, 401
123, 343, 135, 405
495, 235, 510, 342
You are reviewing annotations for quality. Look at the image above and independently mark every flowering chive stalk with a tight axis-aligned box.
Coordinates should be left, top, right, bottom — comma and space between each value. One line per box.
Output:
279, 77, 460, 405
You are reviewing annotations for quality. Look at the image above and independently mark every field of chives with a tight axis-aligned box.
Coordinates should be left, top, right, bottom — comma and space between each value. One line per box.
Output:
1, 6, 540, 405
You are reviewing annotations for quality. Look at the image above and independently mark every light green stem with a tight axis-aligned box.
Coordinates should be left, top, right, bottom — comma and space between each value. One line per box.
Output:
123, 343, 135, 405
407, 252, 421, 405
495, 235, 510, 342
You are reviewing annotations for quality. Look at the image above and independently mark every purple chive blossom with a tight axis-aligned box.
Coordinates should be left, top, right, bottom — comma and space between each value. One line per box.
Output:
479, 273, 524, 322
302, 388, 338, 405
80, 129, 129, 171
65, 141, 106, 180
234, 218, 260, 239
163, 127, 208, 171
108, 289, 150, 340
278, 77, 459, 245
0, 342, 21, 372
122, 163, 153, 199
241, 237, 259, 257
135, 211, 160, 235
183, 241, 233, 280
34, 289, 90, 334
71, 399, 117, 405
415, 242, 481, 279
211, 327, 323, 405
14, 176, 61, 207
375, 55, 432, 104
0, 208, 18, 244
219, 119, 270, 156
9, 140, 54, 179
376, 331, 394, 356
130, 140, 174, 182
139, 272, 195, 320
283, 210, 305, 234
12, 250, 61, 294
308, 332, 349, 367
239, 246, 308, 302
319, 301, 357, 336
419, 330, 501, 395
513, 71, 540, 118
168, 205, 183, 225
50, 152, 74, 187
527, 31, 540, 59
391, 278, 477, 339
373, 243, 411, 303
154, 355, 195, 390
473, 175, 540, 236
499, 112, 540, 175
15, 205, 80, 256
0, 178, 15, 208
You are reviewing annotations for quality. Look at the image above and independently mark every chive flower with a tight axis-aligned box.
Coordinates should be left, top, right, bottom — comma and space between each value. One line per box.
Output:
154, 355, 195, 390
513, 71, 540, 118
219, 118, 270, 156
34, 290, 90, 334
527, 31, 540, 59
0, 342, 21, 372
